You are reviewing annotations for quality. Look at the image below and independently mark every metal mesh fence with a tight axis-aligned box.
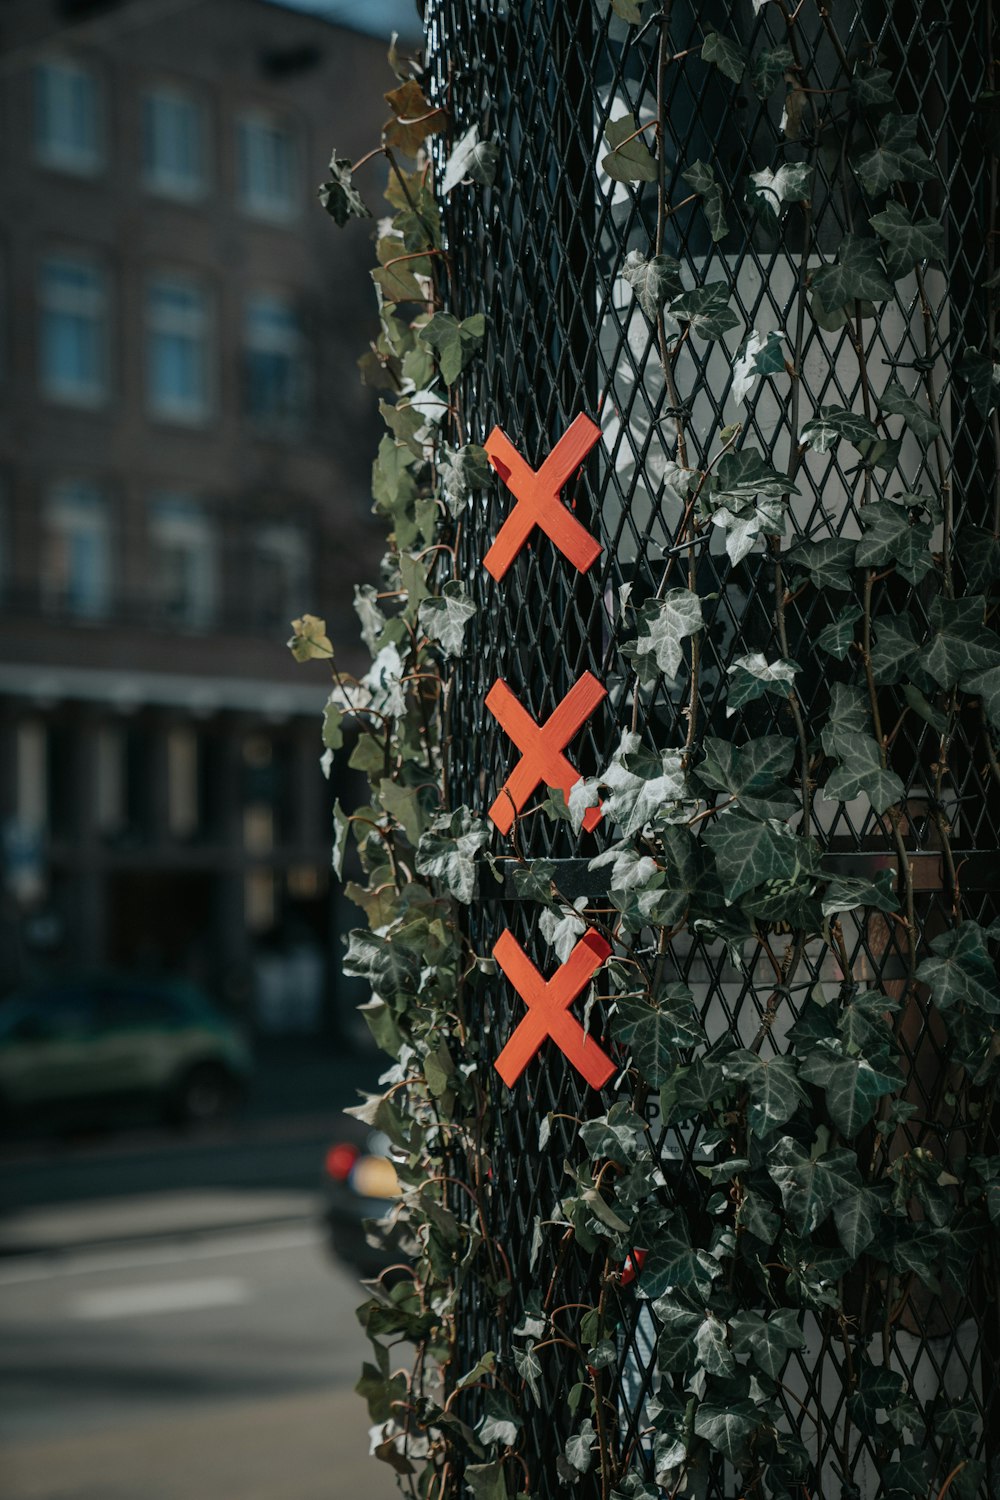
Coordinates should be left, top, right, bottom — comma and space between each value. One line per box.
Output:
425, 1, 999, 1495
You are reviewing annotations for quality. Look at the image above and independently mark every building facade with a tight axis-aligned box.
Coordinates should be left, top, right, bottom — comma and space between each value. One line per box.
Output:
0, 0, 388, 1033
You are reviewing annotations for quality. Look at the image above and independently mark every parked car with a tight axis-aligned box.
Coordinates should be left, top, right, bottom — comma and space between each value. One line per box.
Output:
0, 974, 253, 1130
319, 1118, 403, 1274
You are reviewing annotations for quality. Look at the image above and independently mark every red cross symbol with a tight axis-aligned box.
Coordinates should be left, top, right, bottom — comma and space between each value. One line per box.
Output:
485, 672, 605, 835
483, 415, 603, 580
493, 928, 614, 1089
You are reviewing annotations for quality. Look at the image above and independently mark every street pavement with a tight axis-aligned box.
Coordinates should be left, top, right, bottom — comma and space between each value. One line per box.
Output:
0, 1043, 402, 1500
0, 1223, 401, 1500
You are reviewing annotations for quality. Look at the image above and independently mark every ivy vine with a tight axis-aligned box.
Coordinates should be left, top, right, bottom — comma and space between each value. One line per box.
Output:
295, 9, 1000, 1500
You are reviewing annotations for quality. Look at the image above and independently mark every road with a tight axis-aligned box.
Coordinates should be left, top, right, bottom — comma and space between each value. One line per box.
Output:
0, 1223, 401, 1500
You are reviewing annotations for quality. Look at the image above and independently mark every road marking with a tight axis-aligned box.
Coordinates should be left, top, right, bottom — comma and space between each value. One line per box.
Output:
70, 1276, 251, 1320
0, 1227, 317, 1288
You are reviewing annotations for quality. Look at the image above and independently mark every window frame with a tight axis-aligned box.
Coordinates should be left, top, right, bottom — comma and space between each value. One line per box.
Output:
38, 251, 111, 408
140, 82, 210, 203
147, 490, 217, 630
42, 478, 113, 621
33, 55, 105, 177
243, 289, 309, 427
144, 271, 214, 426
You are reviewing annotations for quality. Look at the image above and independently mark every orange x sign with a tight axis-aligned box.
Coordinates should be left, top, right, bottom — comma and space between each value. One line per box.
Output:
483, 415, 603, 579
485, 672, 605, 835
493, 928, 614, 1089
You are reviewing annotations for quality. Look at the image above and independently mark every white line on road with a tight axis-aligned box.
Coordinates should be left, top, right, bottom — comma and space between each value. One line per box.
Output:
0, 1226, 320, 1287
70, 1276, 251, 1320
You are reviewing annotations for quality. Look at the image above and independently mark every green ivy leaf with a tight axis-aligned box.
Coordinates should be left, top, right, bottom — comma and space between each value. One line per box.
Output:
855, 499, 935, 584
609, 0, 649, 20
682, 159, 729, 241
850, 63, 895, 110
418, 580, 477, 657
702, 31, 746, 83
603, 113, 657, 183
852, 113, 937, 197
877, 382, 941, 445
513, 1342, 542, 1401
750, 45, 794, 99
641, 1213, 724, 1298
869, 615, 922, 684
801, 404, 879, 452
925, 596, 1000, 686
344, 929, 420, 1001
623, 590, 703, 685
610, 985, 702, 1085
693, 1313, 734, 1376
820, 869, 899, 917
799, 1053, 902, 1137
464, 1464, 506, 1500
696, 735, 797, 822
692, 1400, 762, 1465
730, 1307, 805, 1378
723, 1050, 809, 1135
714, 448, 798, 503
964, 664, 1000, 732
768, 1136, 865, 1239
869, 202, 946, 275
725, 652, 798, 713
832, 1184, 884, 1256
958, 348, 1000, 419
822, 733, 903, 814
419, 312, 486, 384
622, 250, 683, 320
415, 807, 489, 904
653, 1297, 701, 1370
440, 124, 499, 194
815, 604, 862, 659
811, 235, 892, 315
790, 536, 857, 592
669, 283, 741, 340
916, 922, 1000, 1013
703, 811, 812, 903
318, 152, 372, 226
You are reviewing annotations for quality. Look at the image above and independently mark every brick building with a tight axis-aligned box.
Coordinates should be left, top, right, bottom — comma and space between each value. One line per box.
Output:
0, 0, 390, 1033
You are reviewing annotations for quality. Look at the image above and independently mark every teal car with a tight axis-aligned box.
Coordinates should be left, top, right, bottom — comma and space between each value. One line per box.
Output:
0, 976, 253, 1128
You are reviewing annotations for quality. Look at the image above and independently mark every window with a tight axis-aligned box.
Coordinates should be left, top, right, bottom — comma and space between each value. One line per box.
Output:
39, 255, 109, 406
34, 57, 103, 174
145, 275, 211, 422
148, 493, 216, 628
252, 521, 307, 628
236, 113, 298, 221
141, 86, 208, 200
43, 480, 112, 618
244, 293, 308, 425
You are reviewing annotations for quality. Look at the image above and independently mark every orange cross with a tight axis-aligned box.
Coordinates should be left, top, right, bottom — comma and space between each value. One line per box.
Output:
483, 415, 603, 579
485, 672, 606, 835
493, 928, 614, 1089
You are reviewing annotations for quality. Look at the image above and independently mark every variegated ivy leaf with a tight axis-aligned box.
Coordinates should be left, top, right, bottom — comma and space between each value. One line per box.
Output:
364, 642, 407, 718
602, 113, 657, 183
439, 443, 491, 516
583, 731, 691, 837
539, 899, 588, 961
682, 159, 729, 241
623, 590, 703, 685
588, 842, 659, 893
668, 283, 741, 340
746, 163, 812, 224
418, 580, 476, 656
692, 1401, 762, 1466
801, 404, 879, 452
622, 250, 683, 320
713, 447, 797, 503
440, 124, 499, 195
852, 113, 937, 198
750, 44, 794, 100
414, 807, 490, 904
318, 152, 371, 226
731, 329, 787, 404
354, 583, 387, 653
331, 798, 350, 879
725, 652, 798, 714
708, 494, 786, 565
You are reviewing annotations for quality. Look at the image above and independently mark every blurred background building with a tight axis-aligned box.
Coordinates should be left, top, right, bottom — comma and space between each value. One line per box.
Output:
0, 0, 402, 1037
